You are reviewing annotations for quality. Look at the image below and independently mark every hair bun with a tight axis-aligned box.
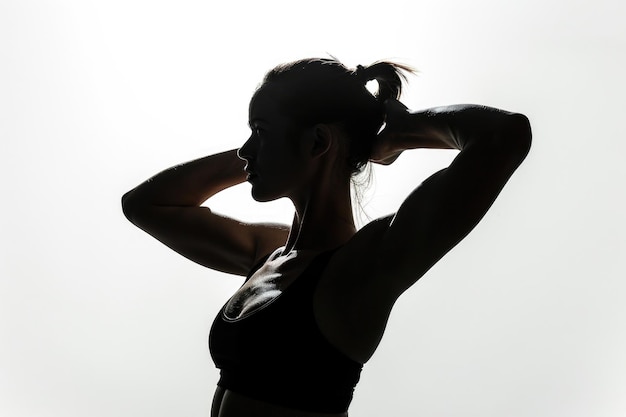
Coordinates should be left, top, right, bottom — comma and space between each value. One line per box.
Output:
354, 65, 371, 83
353, 61, 414, 102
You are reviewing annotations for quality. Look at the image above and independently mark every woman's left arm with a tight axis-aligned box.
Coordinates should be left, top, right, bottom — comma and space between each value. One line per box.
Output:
372, 100, 531, 163
371, 100, 532, 296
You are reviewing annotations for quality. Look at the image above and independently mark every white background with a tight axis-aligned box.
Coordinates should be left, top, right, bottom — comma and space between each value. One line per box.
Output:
2, 1, 625, 416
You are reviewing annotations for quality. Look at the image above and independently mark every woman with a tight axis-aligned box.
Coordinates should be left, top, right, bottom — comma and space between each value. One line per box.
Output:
122, 58, 531, 417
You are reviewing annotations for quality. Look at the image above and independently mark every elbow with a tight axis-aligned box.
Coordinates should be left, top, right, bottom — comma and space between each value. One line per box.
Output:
121, 189, 162, 228
121, 190, 139, 224
503, 113, 532, 162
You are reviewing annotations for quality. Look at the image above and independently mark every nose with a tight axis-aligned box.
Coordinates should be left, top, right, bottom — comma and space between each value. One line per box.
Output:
237, 134, 256, 161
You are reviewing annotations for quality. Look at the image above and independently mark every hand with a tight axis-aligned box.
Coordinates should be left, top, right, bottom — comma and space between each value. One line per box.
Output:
371, 100, 457, 165
370, 99, 412, 165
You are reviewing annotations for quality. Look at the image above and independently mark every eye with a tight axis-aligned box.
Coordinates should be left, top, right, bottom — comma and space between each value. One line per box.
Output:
252, 126, 264, 136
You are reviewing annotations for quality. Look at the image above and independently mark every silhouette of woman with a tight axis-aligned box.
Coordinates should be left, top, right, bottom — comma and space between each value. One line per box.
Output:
122, 58, 531, 417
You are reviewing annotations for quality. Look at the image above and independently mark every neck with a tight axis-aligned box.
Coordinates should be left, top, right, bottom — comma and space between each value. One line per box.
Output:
283, 177, 356, 254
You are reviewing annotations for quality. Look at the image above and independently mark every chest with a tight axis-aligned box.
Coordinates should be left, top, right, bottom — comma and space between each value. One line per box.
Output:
223, 249, 321, 320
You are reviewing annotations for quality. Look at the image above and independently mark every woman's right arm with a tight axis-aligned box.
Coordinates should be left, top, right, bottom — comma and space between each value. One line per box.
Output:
121, 149, 289, 276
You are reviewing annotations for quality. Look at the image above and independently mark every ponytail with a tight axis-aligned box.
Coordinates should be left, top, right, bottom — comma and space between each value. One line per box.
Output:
352, 61, 413, 102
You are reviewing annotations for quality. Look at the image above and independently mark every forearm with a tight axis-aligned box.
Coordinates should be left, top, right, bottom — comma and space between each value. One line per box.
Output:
122, 149, 246, 210
397, 104, 531, 152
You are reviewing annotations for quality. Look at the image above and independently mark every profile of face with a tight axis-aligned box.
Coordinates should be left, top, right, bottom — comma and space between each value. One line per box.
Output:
238, 84, 317, 203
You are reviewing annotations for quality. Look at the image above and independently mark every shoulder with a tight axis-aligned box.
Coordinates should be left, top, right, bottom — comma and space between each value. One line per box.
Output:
319, 216, 395, 299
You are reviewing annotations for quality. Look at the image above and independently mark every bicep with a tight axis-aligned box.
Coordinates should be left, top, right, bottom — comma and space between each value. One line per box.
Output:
124, 205, 289, 276
377, 141, 528, 294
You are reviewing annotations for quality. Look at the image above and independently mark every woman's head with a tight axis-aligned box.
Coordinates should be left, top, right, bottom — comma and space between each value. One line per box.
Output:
254, 58, 413, 175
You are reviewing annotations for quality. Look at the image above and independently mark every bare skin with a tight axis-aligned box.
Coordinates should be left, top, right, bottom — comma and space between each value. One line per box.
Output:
122, 92, 531, 416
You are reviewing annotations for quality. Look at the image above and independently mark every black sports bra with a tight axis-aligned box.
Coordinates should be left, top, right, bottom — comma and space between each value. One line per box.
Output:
209, 248, 363, 413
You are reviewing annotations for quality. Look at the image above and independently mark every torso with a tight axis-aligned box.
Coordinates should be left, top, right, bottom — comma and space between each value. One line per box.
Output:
212, 219, 398, 416
224, 238, 396, 364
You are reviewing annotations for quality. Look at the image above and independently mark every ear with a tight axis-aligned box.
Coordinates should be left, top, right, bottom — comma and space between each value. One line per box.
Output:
309, 124, 333, 159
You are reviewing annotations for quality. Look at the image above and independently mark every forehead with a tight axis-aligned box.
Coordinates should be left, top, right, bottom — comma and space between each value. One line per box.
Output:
248, 84, 289, 122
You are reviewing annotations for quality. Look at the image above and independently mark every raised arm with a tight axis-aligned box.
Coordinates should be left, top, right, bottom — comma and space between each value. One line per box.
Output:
122, 149, 289, 276
370, 100, 532, 295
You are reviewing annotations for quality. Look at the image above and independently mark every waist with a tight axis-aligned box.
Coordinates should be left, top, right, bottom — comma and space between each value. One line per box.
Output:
213, 387, 349, 417
216, 369, 357, 414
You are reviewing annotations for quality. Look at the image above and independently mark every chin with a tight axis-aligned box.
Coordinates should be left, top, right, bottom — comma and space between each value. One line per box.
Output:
250, 187, 281, 203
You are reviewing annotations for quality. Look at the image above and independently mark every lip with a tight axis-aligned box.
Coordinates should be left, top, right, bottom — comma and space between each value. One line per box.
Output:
244, 164, 257, 178
245, 170, 258, 181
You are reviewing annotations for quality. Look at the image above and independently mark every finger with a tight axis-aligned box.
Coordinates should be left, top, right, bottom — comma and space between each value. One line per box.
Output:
383, 99, 409, 113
